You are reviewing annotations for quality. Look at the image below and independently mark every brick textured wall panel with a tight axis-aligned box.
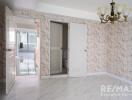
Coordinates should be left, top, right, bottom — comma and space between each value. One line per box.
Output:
105, 22, 132, 81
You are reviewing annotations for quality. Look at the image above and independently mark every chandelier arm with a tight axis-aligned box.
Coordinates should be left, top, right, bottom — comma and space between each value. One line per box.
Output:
101, 15, 110, 23
106, 15, 110, 21
118, 19, 127, 22
117, 17, 124, 22
117, 15, 128, 22
101, 22, 107, 24
117, 13, 121, 20
118, 20, 125, 22
101, 19, 109, 23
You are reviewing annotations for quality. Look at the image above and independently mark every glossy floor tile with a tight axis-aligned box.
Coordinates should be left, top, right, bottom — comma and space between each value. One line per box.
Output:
1, 75, 132, 100
16, 52, 36, 76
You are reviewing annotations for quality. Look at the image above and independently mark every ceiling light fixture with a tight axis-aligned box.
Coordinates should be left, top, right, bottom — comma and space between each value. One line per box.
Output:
97, 0, 131, 24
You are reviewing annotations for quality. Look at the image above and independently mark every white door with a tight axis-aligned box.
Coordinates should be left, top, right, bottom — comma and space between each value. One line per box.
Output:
68, 23, 87, 77
50, 22, 62, 75
6, 7, 16, 94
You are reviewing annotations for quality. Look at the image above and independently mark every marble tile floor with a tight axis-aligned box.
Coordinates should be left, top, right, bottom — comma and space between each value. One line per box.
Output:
16, 52, 36, 76
1, 75, 132, 100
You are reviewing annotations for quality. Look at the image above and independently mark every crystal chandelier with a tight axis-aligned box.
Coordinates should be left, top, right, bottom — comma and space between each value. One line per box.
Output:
97, 0, 131, 24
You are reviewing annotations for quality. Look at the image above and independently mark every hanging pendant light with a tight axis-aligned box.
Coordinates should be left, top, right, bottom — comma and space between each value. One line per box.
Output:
97, 0, 131, 24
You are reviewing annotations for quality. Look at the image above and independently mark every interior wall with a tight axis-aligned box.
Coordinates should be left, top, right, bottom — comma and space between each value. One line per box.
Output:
14, 9, 107, 77
105, 22, 132, 81
0, 4, 6, 82
87, 24, 107, 73
12, 8, 132, 82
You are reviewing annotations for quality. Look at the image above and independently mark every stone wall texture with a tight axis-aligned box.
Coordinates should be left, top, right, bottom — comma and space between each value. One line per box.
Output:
105, 22, 132, 81
0, 5, 6, 81
87, 24, 107, 73
13, 9, 132, 81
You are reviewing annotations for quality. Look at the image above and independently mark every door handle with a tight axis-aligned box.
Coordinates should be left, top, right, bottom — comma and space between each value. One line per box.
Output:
6, 49, 12, 51
84, 49, 87, 52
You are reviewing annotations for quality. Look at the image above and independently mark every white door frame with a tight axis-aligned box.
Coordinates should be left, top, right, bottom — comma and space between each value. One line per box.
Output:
6, 6, 16, 94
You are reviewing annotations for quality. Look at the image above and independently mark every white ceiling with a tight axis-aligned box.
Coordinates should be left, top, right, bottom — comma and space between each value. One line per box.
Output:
7, 0, 38, 9
5, 0, 132, 20
39, 0, 132, 13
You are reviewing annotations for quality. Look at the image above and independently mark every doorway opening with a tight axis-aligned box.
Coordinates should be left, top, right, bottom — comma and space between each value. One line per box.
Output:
16, 31, 37, 76
5, 7, 40, 94
50, 21, 68, 75
15, 17, 39, 76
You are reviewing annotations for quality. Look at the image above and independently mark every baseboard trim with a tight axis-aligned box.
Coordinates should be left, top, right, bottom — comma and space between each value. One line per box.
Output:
41, 74, 68, 79
41, 72, 106, 79
86, 72, 107, 76
105, 72, 132, 85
